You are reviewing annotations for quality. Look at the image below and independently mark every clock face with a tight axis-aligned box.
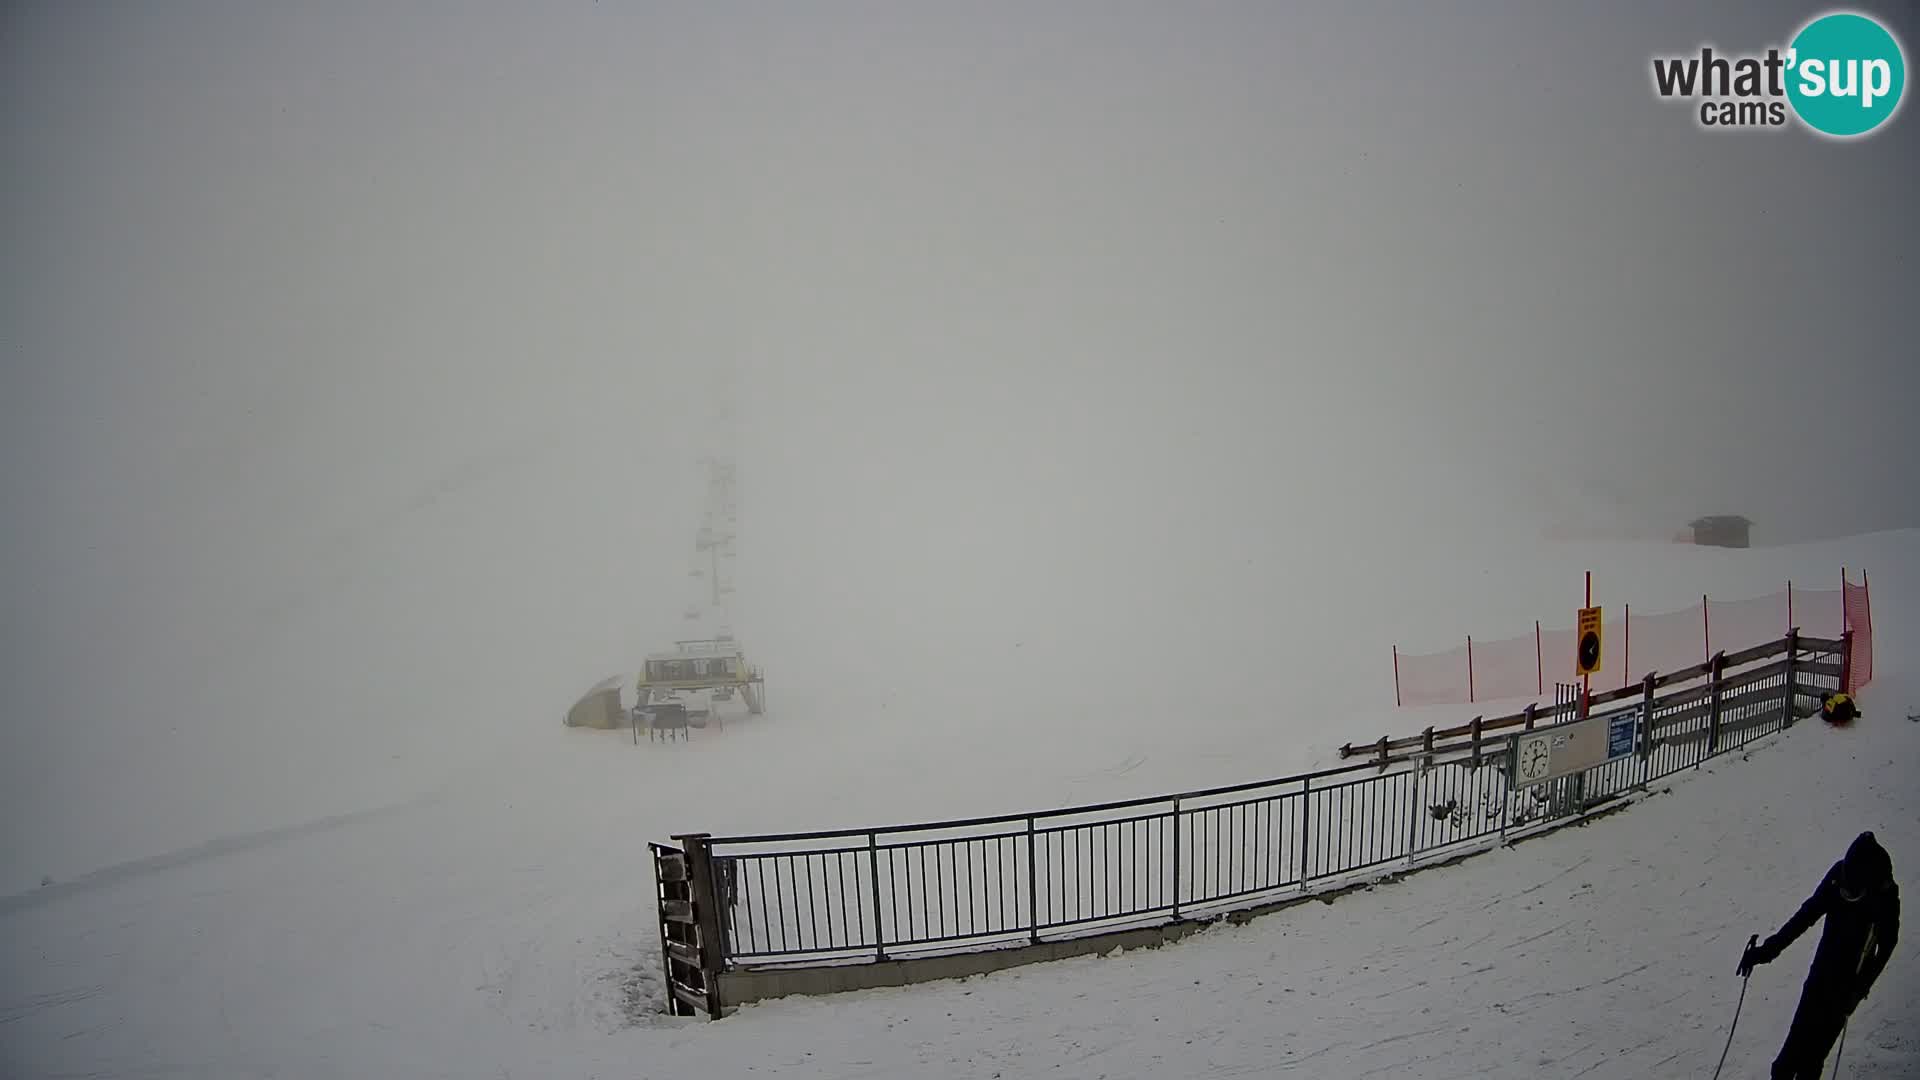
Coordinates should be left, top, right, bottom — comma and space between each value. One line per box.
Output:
1520, 739, 1552, 781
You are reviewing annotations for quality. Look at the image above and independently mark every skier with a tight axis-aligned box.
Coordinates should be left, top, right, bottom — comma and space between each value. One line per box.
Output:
1738, 830, 1899, 1079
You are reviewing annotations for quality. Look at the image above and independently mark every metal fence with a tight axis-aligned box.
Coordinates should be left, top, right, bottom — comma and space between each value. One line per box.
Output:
654, 632, 1846, 1012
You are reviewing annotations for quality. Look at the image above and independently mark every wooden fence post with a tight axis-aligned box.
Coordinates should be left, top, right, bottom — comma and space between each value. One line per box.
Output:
675, 833, 727, 1019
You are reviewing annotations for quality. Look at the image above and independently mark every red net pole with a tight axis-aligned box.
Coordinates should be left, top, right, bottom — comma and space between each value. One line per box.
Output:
1787, 580, 1794, 632
1840, 569, 1853, 693
1535, 620, 1543, 695
1863, 569, 1874, 686
1584, 572, 1592, 710
1623, 602, 1631, 688
1393, 645, 1402, 707
1467, 635, 1475, 704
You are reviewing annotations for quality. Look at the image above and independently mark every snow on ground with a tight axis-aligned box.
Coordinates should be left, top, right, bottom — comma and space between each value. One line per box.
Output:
1, 528, 1910, 1078
634, 704, 1920, 1080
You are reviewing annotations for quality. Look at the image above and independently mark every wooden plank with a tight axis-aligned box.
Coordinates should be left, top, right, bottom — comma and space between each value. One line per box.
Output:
671, 982, 712, 1016
665, 940, 703, 967
1800, 660, 1844, 681
1650, 685, 1788, 734
1652, 659, 1714, 691
662, 899, 696, 924
1655, 709, 1780, 747
1720, 658, 1789, 693
1587, 682, 1644, 709
654, 854, 690, 883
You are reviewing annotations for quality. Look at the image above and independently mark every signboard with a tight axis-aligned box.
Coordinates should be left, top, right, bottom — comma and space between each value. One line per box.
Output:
1575, 606, 1604, 676
1606, 709, 1637, 759
1511, 706, 1639, 789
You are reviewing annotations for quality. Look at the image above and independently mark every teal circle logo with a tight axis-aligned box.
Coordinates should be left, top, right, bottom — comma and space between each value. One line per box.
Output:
1786, 12, 1907, 137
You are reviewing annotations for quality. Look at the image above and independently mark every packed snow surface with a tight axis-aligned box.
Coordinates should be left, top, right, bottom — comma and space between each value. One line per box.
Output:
2, 527, 1910, 1079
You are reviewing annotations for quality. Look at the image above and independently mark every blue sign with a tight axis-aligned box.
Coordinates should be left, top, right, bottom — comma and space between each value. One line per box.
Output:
1606, 710, 1637, 759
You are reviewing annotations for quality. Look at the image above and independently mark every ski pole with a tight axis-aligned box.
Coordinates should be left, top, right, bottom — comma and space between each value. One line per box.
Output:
1713, 935, 1760, 1080
1830, 1019, 1847, 1078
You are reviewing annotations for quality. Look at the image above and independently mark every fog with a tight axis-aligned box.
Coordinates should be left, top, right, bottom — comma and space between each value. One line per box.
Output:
3, 2, 1916, 892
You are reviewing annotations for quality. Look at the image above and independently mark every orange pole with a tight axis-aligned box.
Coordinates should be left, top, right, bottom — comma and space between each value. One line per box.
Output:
1863, 569, 1874, 686
1583, 571, 1592, 710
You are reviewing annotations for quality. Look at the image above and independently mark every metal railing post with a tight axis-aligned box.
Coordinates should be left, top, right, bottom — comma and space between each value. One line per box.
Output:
1025, 817, 1040, 944
1170, 798, 1182, 918
867, 831, 887, 961
1499, 735, 1515, 841
1781, 628, 1800, 730
1297, 778, 1311, 885
1706, 651, 1726, 757
1638, 671, 1656, 787
1405, 767, 1422, 869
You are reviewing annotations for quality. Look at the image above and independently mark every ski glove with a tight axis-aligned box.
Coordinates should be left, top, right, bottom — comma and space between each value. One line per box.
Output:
1739, 938, 1778, 975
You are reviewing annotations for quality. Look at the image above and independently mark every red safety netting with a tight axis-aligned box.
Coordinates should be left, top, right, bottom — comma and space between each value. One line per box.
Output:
1393, 579, 1858, 707
1844, 572, 1873, 694
1394, 642, 1472, 708
1624, 602, 1711, 683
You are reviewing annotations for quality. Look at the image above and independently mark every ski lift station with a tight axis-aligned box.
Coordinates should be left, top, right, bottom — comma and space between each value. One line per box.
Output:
638, 636, 765, 715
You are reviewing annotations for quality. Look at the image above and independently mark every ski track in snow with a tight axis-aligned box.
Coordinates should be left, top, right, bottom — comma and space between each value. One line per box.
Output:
2, 535, 1915, 1079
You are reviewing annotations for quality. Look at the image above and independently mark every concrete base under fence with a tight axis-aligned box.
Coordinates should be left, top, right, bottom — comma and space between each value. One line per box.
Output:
709, 820, 1609, 1015
698, 715, 1812, 1018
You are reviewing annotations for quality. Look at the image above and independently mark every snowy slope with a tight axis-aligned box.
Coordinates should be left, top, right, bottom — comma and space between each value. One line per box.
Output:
0, 530, 1909, 1078
611, 706, 1920, 1080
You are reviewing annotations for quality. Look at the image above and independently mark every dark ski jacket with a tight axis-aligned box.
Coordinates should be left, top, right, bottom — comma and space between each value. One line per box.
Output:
1757, 831, 1900, 1001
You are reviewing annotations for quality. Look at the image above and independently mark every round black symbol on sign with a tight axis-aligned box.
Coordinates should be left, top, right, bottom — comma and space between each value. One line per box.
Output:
1578, 631, 1601, 671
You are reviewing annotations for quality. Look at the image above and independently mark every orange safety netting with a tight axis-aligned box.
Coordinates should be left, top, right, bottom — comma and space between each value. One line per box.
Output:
1393, 579, 1859, 707
1843, 571, 1874, 694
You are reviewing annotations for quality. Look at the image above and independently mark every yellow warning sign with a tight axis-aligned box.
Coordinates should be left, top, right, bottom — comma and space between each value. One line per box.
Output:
1576, 606, 1603, 676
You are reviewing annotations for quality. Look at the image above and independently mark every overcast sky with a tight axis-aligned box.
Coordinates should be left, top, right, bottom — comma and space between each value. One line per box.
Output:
2, 1, 1916, 881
